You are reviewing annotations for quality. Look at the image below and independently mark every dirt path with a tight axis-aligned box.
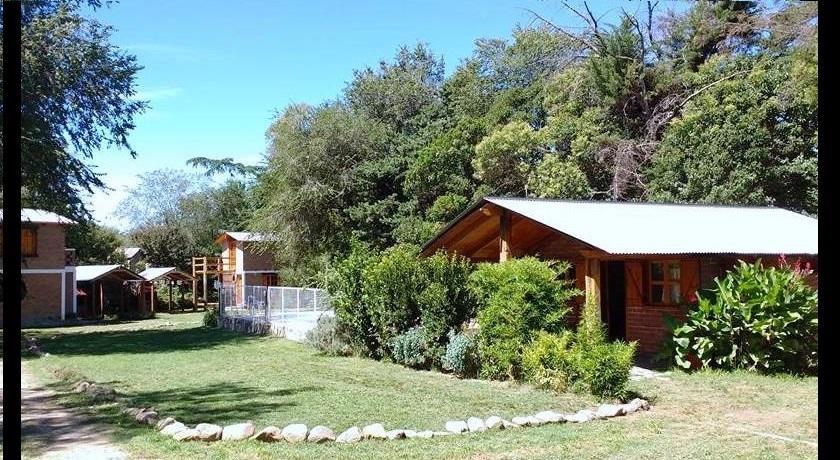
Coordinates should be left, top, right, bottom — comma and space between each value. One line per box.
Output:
21, 363, 126, 460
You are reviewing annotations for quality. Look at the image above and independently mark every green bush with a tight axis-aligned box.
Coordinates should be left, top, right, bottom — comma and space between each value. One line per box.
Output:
670, 259, 818, 374
324, 240, 381, 357
469, 257, 580, 380
418, 252, 476, 366
305, 315, 354, 356
390, 326, 428, 369
203, 306, 219, 327
522, 331, 575, 392
363, 244, 426, 357
441, 329, 479, 377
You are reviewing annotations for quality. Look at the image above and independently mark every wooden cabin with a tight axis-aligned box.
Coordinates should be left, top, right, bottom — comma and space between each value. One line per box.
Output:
1, 209, 77, 326
421, 197, 819, 355
215, 231, 280, 306
139, 267, 195, 311
75, 265, 145, 318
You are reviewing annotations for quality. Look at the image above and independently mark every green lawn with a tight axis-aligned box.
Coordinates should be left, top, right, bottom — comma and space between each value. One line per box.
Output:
23, 312, 818, 459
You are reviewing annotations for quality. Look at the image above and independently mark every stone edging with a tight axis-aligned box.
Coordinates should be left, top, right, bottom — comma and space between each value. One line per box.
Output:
116, 397, 651, 444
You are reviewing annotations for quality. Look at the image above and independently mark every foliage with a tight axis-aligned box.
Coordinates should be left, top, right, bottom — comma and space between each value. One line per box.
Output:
441, 329, 480, 378
528, 154, 592, 199
203, 306, 219, 328
469, 257, 580, 380
305, 315, 354, 357
522, 331, 575, 393
390, 326, 429, 369
669, 259, 818, 374
66, 222, 125, 264
9, 0, 146, 220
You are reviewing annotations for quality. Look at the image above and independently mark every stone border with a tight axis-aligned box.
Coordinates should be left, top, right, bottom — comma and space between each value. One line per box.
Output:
115, 394, 650, 444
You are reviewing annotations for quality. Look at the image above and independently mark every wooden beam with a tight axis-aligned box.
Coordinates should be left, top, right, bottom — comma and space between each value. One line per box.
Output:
500, 210, 511, 262
584, 258, 601, 320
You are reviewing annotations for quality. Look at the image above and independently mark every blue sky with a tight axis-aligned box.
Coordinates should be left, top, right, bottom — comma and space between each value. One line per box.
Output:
84, 0, 686, 229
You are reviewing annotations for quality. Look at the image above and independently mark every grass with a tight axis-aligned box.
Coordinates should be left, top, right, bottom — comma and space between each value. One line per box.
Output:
23, 312, 818, 459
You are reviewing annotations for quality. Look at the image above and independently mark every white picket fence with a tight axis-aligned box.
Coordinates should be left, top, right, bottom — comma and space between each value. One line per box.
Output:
220, 286, 332, 341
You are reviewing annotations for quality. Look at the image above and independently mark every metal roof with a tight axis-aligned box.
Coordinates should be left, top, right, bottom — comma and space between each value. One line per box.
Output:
482, 197, 818, 255
215, 231, 272, 243
76, 265, 144, 282
124, 247, 143, 259
1, 208, 75, 224
139, 267, 194, 281
423, 197, 818, 256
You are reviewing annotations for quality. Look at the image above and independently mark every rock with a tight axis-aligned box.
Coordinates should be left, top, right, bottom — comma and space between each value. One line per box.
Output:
415, 430, 434, 439
174, 428, 200, 442
250, 426, 283, 442
565, 409, 597, 423
534, 411, 563, 423
74, 381, 90, 393
432, 431, 452, 437
386, 429, 406, 440
624, 398, 650, 412
281, 423, 308, 443
511, 416, 532, 426
501, 419, 520, 429
403, 430, 418, 439
156, 417, 176, 431
466, 417, 486, 433
307, 425, 336, 443
336, 426, 362, 443
362, 423, 387, 440
136, 410, 158, 424
195, 423, 223, 441
445, 420, 468, 434
222, 422, 256, 441
596, 404, 626, 418
485, 416, 503, 429
161, 422, 188, 437
122, 407, 142, 417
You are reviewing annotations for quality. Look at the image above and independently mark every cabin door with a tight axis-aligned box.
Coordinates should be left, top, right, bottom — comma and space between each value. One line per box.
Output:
600, 261, 626, 341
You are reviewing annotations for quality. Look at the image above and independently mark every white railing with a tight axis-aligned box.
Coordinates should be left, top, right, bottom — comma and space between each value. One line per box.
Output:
220, 286, 331, 321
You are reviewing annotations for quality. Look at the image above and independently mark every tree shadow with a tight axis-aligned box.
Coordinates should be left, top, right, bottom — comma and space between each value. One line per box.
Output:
25, 327, 257, 356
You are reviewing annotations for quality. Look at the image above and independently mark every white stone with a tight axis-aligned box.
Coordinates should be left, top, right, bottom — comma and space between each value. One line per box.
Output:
501, 419, 520, 429
596, 404, 626, 418
174, 428, 200, 442
467, 417, 486, 433
416, 430, 434, 439
432, 431, 452, 437
362, 423, 388, 440
386, 429, 406, 440
195, 423, 223, 442
156, 417, 176, 431
445, 420, 468, 433
282, 424, 309, 443
136, 410, 158, 424
534, 410, 563, 423
222, 422, 256, 441
564, 409, 597, 423
250, 426, 283, 442
485, 416, 503, 429
336, 426, 362, 443
511, 416, 532, 426
161, 422, 188, 437
403, 430, 418, 439
307, 425, 335, 443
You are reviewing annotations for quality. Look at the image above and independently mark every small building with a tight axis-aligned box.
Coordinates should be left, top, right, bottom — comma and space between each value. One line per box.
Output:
139, 266, 195, 311
1, 209, 77, 326
123, 247, 145, 270
75, 265, 145, 318
215, 231, 281, 305
422, 197, 819, 355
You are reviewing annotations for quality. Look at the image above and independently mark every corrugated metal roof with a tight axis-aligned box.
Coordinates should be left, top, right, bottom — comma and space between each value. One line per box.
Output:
124, 247, 143, 259
219, 231, 271, 242
139, 267, 175, 281
483, 197, 818, 255
1, 208, 75, 224
76, 265, 144, 282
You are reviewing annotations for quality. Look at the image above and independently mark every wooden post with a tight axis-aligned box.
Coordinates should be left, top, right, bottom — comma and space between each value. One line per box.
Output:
202, 270, 208, 307
499, 210, 511, 262
168, 280, 173, 311
192, 278, 197, 308
98, 281, 104, 317
150, 282, 155, 313
584, 258, 601, 321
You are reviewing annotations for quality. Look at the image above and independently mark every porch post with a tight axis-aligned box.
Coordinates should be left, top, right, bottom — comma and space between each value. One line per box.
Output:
151, 282, 155, 313
499, 210, 511, 262
584, 258, 601, 320
168, 279, 173, 311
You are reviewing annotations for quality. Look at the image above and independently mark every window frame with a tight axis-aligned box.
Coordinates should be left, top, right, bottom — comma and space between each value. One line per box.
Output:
647, 260, 681, 305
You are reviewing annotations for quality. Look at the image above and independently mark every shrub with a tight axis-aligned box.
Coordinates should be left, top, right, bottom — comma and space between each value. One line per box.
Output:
363, 244, 426, 357
441, 329, 479, 377
305, 315, 354, 356
469, 257, 580, 380
203, 306, 219, 327
390, 326, 428, 369
323, 240, 380, 357
670, 259, 818, 374
419, 252, 476, 366
522, 331, 574, 392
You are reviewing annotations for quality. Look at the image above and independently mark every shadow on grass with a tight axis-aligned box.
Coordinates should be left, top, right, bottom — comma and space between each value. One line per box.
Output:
26, 326, 256, 356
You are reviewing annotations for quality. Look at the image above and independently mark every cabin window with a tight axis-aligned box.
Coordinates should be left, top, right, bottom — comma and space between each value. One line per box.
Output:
22, 228, 38, 257
648, 261, 680, 304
